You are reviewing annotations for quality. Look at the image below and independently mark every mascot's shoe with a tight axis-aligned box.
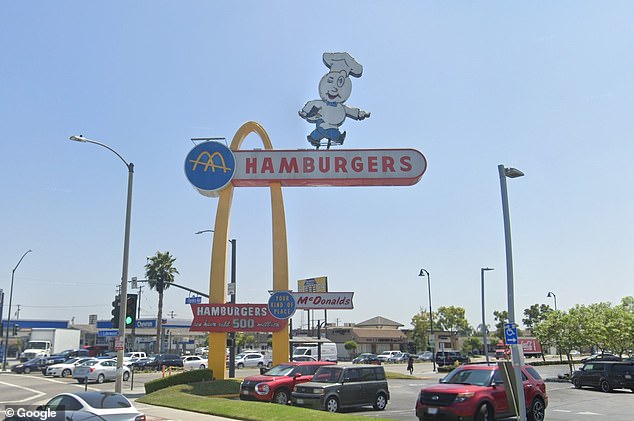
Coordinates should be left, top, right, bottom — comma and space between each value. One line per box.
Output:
307, 135, 320, 147
335, 131, 346, 145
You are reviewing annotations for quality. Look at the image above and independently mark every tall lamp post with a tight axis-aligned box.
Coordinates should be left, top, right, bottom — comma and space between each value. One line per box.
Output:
547, 291, 557, 311
418, 269, 436, 371
480, 267, 494, 363
195, 230, 237, 378
2, 249, 32, 371
498, 164, 526, 421
70, 135, 133, 394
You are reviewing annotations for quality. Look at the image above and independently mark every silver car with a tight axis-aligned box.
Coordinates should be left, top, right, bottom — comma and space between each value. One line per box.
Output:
73, 359, 131, 384
34, 391, 145, 421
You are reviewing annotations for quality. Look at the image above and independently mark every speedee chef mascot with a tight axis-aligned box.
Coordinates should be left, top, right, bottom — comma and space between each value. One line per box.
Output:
299, 52, 371, 149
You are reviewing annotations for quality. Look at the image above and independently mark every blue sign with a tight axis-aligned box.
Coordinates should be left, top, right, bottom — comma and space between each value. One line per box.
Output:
268, 291, 296, 320
98, 329, 118, 337
504, 323, 518, 345
185, 141, 236, 197
185, 296, 202, 304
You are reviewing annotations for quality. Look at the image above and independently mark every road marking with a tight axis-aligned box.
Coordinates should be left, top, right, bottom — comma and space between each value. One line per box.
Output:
0, 381, 45, 404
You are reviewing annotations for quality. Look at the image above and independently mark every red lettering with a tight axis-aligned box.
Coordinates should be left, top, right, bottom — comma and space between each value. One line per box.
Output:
279, 157, 299, 173
351, 156, 363, 172
318, 156, 331, 173
334, 157, 347, 173
297, 296, 308, 305
400, 156, 412, 171
303, 157, 315, 173
245, 158, 257, 174
382, 156, 395, 172
368, 156, 378, 172
261, 157, 274, 173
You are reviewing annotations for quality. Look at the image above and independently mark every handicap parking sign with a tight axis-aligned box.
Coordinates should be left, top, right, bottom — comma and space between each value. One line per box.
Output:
504, 323, 518, 345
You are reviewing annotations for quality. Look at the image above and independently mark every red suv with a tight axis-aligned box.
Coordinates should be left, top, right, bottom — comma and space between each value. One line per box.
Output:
240, 361, 335, 404
415, 363, 547, 421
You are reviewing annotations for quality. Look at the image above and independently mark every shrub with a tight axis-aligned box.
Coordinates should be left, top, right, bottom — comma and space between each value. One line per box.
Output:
144, 369, 213, 394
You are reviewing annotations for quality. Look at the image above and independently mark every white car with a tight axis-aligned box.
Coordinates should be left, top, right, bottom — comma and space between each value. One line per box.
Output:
235, 352, 268, 369
37, 391, 145, 421
377, 350, 402, 362
46, 357, 95, 378
73, 359, 131, 384
182, 355, 207, 370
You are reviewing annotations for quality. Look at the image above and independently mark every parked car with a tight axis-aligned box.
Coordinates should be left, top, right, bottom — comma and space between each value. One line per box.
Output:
352, 353, 381, 365
389, 352, 410, 363
144, 353, 184, 370
235, 352, 268, 369
11, 357, 48, 374
128, 357, 154, 370
572, 361, 634, 392
292, 364, 390, 412
46, 357, 96, 378
415, 363, 547, 421
240, 361, 335, 404
417, 351, 434, 361
435, 351, 470, 367
292, 355, 318, 362
73, 359, 131, 383
376, 350, 401, 362
182, 355, 207, 370
581, 353, 621, 363
4, 391, 145, 421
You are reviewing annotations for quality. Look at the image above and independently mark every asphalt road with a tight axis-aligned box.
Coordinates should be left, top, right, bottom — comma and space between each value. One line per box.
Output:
2, 360, 634, 420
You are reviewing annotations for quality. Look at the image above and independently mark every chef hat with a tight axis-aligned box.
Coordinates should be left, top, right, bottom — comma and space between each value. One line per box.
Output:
322, 52, 363, 78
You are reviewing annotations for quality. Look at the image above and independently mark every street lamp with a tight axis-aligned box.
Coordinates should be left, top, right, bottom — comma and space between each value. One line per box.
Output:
480, 267, 494, 363
70, 135, 133, 394
2, 249, 32, 371
196, 229, 237, 377
498, 164, 526, 421
547, 291, 557, 311
418, 269, 436, 371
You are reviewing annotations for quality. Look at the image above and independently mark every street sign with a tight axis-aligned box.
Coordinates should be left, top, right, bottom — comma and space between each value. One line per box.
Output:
185, 296, 202, 304
504, 323, 518, 345
98, 329, 118, 337
114, 336, 124, 351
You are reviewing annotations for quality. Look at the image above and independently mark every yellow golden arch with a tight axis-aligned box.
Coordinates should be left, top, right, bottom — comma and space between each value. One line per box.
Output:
207, 121, 288, 379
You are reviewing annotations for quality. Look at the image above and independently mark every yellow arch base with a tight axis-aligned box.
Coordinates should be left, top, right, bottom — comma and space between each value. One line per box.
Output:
207, 122, 289, 380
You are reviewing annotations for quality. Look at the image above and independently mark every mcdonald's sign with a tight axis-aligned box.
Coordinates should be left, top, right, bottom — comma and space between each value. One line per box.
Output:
184, 141, 236, 196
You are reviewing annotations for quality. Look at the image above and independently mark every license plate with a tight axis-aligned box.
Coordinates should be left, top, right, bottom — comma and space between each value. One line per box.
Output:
427, 407, 438, 415
296, 399, 304, 404
626, 374, 632, 379
241, 389, 249, 395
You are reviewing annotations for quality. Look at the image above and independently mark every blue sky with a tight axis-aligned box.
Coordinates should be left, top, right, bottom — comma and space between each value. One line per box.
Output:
1, 1, 633, 332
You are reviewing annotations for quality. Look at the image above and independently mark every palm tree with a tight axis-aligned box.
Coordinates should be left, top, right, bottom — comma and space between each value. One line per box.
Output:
145, 251, 179, 353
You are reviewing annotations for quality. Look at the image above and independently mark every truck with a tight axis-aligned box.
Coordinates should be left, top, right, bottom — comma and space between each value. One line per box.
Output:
19, 328, 81, 361
495, 337, 543, 359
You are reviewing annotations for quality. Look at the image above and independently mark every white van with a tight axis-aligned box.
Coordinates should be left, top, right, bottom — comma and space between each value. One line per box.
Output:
293, 343, 337, 362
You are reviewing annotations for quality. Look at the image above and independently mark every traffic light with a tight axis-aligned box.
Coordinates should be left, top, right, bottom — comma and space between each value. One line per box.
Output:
12, 324, 19, 336
125, 294, 138, 328
111, 295, 120, 328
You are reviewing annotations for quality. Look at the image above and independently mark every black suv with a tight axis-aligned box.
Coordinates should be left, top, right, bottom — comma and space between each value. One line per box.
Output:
435, 351, 470, 367
292, 365, 389, 412
572, 361, 634, 392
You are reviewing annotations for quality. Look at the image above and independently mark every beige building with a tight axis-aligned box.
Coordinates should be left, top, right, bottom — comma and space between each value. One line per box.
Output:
326, 316, 408, 358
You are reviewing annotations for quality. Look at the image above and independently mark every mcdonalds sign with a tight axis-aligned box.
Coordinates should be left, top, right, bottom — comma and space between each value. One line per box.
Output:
190, 303, 286, 333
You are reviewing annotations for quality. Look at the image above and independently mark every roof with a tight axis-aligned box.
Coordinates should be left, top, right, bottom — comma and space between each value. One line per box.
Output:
356, 316, 404, 328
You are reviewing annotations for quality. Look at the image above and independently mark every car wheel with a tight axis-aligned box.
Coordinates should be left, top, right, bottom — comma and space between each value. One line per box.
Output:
123, 371, 130, 381
600, 379, 612, 393
24, 367, 31, 374
199, 364, 206, 369
61, 369, 71, 378
527, 397, 545, 421
237, 363, 244, 369
325, 396, 339, 413
257, 362, 263, 368
77, 379, 85, 384
573, 377, 582, 389
373, 392, 388, 410
97, 374, 105, 384
273, 389, 290, 404
474, 403, 493, 421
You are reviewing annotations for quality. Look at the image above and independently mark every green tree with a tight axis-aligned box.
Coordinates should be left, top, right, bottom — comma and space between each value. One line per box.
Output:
436, 306, 471, 336
145, 251, 180, 353
411, 308, 433, 351
344, 340, 358, 357
493, 310, 508, 340
522, 303, 552, 329
462, 337, 482, 355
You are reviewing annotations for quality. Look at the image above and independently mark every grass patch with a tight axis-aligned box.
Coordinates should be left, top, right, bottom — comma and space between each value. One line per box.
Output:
137, 381, 374, 420
384, 370, 425, 380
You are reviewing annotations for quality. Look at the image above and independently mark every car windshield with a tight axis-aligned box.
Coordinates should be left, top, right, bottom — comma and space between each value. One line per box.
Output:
80, 392, 132, 409
262, 364, 296, 376
441, 368, 493, 386
64, 358, 80, 364
312, 366, 343, 383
